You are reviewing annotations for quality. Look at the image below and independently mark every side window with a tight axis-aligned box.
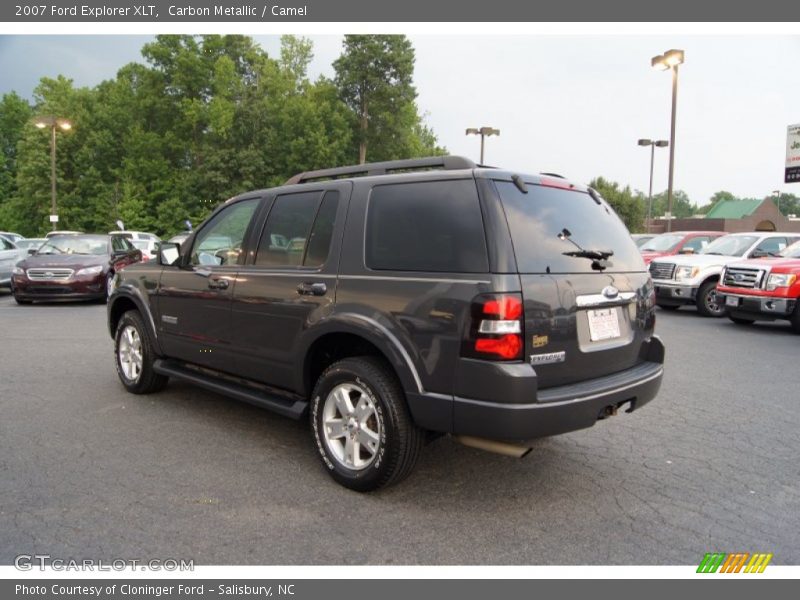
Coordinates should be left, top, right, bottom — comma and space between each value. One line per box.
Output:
304, 191, 340, 267
366, 180, 489, 273
191, 198, 259, 266
754, 237, 787, 256
0, 237, 12, 250
255, 192, 322, 268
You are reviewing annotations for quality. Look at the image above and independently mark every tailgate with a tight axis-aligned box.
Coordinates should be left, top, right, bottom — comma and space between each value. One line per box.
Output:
521, 272, 654, 388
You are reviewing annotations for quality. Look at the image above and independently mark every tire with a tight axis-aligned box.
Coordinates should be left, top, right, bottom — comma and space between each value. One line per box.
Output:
790, 302, 800, 334
114, 310, 168, 394
657, 303, 680, 311
13, 295, 31, 305
728, 315, 755, 325
696, 280, 725, 317
310, 356, 424, 492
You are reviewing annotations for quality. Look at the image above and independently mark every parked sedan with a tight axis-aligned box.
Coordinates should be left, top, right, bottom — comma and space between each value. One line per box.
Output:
11, 234, 141, 304
0, 236, 20, 288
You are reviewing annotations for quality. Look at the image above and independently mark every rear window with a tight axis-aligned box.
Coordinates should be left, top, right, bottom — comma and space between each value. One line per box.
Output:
366, 180, 489, 273
496, 181, 645, 273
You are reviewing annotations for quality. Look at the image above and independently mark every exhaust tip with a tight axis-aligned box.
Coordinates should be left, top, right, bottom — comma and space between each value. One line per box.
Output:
454, 435, 532, 459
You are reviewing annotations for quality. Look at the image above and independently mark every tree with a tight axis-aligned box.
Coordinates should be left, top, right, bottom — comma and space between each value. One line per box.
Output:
334, 35, 423, 163
650, 189, 694, 219
589, 177, 645, 232
0, 35, 443, 236
0, 92, 32, 207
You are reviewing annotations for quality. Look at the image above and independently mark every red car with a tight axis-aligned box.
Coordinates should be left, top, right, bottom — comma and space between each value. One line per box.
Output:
639, 231, 726, 265
11, 234, 141, 304
716, 240, 800, 332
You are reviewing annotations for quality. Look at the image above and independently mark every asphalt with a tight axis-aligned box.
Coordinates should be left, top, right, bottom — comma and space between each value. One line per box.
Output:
0, 291, 798, 565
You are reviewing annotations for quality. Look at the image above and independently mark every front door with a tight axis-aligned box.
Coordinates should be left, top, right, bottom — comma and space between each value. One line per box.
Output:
157, 197, 261, 370
230, 184, 350, 390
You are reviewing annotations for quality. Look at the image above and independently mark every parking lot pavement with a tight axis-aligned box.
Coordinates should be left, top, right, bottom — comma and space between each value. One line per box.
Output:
1, 290, 798, 565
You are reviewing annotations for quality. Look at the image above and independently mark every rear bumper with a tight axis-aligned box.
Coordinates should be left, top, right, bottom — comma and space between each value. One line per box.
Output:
716, 291, 796, 319
408, 336, 665, 443
451, 359, 663, 443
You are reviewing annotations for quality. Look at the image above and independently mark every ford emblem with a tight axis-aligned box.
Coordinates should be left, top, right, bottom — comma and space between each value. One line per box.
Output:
602, 285, 619, 299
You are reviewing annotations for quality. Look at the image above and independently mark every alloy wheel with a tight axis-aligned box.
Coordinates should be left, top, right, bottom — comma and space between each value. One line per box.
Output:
321, 382, 382, 470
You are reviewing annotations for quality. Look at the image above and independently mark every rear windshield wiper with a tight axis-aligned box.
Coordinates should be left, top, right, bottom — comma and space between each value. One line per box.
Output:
562, 249, 614, 260
557, 228, 613, 270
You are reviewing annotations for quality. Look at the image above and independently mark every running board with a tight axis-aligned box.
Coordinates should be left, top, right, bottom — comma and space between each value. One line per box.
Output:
153, 359, 307, 420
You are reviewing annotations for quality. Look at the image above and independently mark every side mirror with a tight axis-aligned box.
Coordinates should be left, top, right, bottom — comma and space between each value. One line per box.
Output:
679, 248, 695, 255
158, 243, 181, 266
750, 250, 767, 258
150, 248, 158, 256
27, 248, 37, 255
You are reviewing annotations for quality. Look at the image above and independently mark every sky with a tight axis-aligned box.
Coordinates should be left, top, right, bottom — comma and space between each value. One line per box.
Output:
1, 34, 799, 205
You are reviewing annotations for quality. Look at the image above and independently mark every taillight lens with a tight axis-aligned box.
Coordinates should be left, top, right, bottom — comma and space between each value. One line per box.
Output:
462, 293, 524, 361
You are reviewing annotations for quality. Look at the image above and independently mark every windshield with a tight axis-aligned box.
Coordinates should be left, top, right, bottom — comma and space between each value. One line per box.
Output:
37, 235, 108, 256
700, 235, 756, 257
780, 240, 800, 258
132, 240, 150, 250
496, 181, 644, 273
641, 233, 683, 252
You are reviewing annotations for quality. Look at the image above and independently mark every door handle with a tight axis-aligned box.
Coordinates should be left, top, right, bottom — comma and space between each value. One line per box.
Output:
297, 282, 327, 296
208, 278, 229, 290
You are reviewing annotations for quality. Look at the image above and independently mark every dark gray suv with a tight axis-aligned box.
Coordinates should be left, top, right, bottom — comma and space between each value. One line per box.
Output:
108, 156, 664, 491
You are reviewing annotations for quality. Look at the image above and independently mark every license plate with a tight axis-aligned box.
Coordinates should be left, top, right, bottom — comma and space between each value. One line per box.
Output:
725, 295, 739, 307
587, 308, 621, 341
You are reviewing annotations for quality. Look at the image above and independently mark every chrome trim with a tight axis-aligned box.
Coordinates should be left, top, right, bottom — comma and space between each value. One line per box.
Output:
454, 368, 664, 410
339, 274, 491, 285
576, 291, 636, 307
26, 268, 74, 281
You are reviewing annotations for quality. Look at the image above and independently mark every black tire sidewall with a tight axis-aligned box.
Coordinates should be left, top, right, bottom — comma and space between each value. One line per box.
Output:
114, 311, 154, 393
310, 361, 398, 491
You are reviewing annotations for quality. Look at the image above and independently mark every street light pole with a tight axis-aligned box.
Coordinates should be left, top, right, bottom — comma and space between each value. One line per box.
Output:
666, 63, 679, 233
34, 116, 72, 232
466, 126, 500, 164
638, 139, 669, 233
652, 49, 684, 233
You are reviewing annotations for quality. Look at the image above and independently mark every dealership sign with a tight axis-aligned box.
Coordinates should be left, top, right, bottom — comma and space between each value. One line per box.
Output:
786, 123, 800, 184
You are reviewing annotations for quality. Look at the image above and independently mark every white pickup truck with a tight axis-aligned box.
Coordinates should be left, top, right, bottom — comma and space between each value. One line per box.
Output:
649, 231, 800, 316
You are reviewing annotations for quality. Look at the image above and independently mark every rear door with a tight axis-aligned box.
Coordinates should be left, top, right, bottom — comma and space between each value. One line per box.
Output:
229, 183, 350, 390
494, 179, 654, 389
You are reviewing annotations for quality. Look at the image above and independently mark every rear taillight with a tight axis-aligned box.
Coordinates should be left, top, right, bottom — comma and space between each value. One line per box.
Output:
462, 293, 524, 361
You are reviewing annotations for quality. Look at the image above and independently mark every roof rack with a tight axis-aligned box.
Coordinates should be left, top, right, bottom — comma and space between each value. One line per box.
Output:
284, 155, 477, 185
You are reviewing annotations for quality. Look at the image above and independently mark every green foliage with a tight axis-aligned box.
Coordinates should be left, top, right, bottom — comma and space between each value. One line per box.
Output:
0, 34, 442, 237
333, 35, 443, 163
649, 189, 695, 220
589, 177, 646, 232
